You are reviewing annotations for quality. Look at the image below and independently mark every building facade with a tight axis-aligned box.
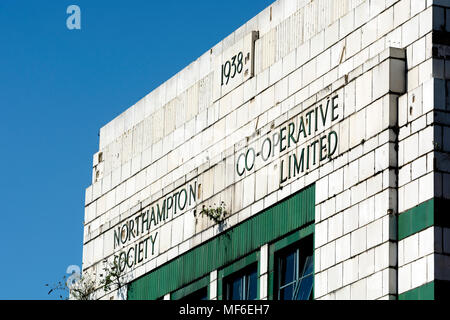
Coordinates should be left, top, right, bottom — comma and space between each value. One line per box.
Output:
82, 0, 450, 300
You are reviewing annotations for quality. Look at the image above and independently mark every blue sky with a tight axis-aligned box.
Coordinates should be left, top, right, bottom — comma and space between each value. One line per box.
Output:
0, 0, 274, 300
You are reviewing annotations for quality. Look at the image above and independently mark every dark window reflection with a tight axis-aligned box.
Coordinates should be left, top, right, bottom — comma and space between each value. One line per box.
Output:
275, 235, 314, 300
180, 287, 208, 301
224, 264, 258, 300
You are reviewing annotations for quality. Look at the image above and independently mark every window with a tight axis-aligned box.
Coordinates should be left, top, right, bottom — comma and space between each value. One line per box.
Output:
275, 235, 313, 300
170, 275, 209, 300
180, 287, 208, 301
223, 264, 258, 300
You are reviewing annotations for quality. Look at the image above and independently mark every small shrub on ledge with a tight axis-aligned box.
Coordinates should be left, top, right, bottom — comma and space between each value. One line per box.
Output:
195, 201, 229, 224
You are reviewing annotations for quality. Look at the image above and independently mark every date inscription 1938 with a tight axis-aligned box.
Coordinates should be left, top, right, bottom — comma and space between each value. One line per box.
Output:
221, 52, 244, 86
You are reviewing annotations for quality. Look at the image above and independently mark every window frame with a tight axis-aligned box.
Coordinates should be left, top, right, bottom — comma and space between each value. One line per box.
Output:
218, 251, 260, 300
170, 275, 210, 300
275, 239, 314, 300
268, 225, 314, 300
223, 263, 258, 300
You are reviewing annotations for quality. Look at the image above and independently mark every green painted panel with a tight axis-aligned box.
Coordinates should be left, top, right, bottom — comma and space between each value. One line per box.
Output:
170, 275, 209, 300
401, 280, 450, 300
272, 224, 314, 253
398, 199, 434, 241
127, 185, 315, 300
220, 251, 259, 279
398, 198, 450, 240
267, 271, 274, 301
399, 282, 434, 300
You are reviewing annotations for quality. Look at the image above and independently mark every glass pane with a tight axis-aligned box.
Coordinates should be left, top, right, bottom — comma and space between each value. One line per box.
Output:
200, 292, 209, 300
280, 251, 296, 286
246, 268, 258, 300
231, 277, 243, 300
276, 236, 314, 301
279, 284, 294, 300
225, 264, 258, 300
293, 255, 314, 300
181, 287, 208, 301
295, 274, 313, 300
302, 255, 314, 277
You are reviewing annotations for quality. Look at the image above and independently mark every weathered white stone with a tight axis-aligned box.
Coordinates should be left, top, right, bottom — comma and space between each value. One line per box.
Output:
328, 263, 343, 292
351, 226, 367, 256
343, 256, 359, 287
350, 278, 367, 300
367, 271, 383, 300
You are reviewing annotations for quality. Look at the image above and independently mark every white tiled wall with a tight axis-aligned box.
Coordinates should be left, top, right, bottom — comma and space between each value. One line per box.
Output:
83, 0, 450, 300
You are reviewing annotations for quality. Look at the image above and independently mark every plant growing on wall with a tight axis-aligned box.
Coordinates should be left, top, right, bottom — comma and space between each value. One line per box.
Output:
47, 256, 127, 300
69, 273, 97, 300
99, 256, 128, 300
46, 271, 97, 300
196, 201, 229, 224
